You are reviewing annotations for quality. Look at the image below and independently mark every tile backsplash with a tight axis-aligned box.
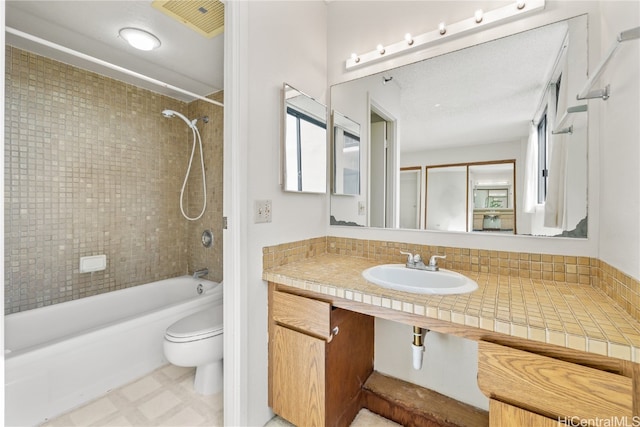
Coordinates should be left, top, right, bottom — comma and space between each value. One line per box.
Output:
263, 236, 640, 323
4, 47, 223, 313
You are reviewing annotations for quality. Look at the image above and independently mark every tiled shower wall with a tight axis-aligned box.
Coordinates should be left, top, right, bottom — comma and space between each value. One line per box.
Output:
4, 46, 223, 314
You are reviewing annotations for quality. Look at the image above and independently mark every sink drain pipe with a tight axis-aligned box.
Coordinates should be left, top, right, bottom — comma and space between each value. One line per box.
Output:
412, 326, 429, 370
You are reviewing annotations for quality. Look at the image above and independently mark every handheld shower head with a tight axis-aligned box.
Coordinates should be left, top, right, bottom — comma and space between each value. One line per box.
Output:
161, 109, 194, 128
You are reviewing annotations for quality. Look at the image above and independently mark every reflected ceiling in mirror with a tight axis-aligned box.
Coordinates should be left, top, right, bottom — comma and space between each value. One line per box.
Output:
330, 15, 588, 238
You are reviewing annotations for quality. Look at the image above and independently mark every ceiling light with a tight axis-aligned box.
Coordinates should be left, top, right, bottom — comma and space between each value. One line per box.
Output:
345, 0, 545, 69
119, 27, 161, 51
404, 33, 414, 46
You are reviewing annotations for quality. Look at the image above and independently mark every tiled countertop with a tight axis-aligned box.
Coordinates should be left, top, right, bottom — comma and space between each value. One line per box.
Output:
263, 253, 640, 363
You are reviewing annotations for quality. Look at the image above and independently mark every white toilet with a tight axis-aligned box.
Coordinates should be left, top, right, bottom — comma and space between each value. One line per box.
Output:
163, 302, 223, 395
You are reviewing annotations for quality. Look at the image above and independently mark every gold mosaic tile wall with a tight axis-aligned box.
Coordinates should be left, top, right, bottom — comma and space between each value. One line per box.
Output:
262, 236, 640, 323
186, 94, 224, 283
325, 237, 592, 285
262, 236, 327, 270
4, 47, 223, 313
593, 260, 640, 323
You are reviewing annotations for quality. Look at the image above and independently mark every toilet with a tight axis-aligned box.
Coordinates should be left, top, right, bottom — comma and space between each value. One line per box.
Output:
163, 302, 223, 395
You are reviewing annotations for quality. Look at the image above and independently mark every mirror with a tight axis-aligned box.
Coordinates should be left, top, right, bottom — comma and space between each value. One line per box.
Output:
425, 161, 516, 233
332, 111, 361, 195
399, 167, 422, 229
282, 83, 327, 193
330, 16, 588, 237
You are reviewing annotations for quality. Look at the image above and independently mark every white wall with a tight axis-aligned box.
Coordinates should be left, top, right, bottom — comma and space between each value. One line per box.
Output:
597, 1, 640, 279
225, 1, 328, 425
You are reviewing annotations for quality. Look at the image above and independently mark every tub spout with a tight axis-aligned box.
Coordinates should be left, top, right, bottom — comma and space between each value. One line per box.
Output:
193, 268, 209, 279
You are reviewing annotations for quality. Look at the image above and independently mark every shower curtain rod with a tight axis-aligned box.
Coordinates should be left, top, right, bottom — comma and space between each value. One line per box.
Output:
6, 26, 224, 108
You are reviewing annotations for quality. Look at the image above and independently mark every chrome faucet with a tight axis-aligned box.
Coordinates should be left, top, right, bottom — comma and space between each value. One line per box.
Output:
193, 268, 209, 279
400, 251, 446, 271
426, 255, 446, 271
399, 251, 426, 270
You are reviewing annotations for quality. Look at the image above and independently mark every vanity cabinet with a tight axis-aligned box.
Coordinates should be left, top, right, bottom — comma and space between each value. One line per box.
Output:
488, 400, 558, 426
268, 284, 374, 427
478, 341, 634, 426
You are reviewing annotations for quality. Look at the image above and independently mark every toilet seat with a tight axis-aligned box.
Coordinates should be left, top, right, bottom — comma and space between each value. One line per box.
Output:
165, 307, 223, 343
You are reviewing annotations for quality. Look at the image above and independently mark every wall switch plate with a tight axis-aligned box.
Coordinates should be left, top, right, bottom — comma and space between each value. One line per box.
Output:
254, 199, 272, 223
358, 201, 366, 215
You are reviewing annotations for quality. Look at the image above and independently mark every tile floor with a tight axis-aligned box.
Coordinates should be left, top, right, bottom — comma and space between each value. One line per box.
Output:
42, 365, 223, 427
42, 364, 398, 427
265, 409, 400, 427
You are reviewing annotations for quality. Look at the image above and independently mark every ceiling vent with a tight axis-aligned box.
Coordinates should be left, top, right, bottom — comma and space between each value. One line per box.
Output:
151, 0, 224, 39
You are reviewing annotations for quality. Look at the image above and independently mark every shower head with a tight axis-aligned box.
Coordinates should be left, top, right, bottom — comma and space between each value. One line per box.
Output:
162, 109, 195, 129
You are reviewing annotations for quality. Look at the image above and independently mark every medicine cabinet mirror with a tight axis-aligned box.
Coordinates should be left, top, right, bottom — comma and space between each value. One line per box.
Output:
330, 15, 588, 238
282, 83, 327, 193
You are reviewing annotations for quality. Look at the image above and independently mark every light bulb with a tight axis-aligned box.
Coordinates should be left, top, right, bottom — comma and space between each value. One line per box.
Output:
474, 9, 484, 23
119, 27, 161, 51
516, 0, 526, 9
377, 44, 386, 55
438, 22, 447, 35
350, 53, 360, 63
404, 33, 414, 46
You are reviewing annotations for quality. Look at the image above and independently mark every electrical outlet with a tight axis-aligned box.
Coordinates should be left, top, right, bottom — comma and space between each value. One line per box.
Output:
254, 199, 272, 223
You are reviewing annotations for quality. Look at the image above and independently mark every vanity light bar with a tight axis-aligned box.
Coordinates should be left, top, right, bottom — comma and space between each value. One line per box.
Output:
346, 0, 545, 69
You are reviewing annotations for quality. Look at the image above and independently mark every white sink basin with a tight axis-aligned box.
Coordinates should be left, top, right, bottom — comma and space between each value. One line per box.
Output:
362, 264, 478, 295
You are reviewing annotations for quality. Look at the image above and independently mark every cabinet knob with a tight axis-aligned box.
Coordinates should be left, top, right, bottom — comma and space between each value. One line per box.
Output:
327, 326, 340, 343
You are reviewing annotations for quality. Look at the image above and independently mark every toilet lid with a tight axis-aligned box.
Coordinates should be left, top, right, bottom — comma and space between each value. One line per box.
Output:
165, 306, 223, 342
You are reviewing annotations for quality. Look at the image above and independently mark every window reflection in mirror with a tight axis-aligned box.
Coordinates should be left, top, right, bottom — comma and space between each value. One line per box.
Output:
332, 110, 361, 195
282, 83, 327, 193
329, 15, 588, 238
469, 162, 516, 234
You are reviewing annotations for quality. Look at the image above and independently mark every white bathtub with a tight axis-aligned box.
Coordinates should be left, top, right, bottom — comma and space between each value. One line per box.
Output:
4, 275, 223, 427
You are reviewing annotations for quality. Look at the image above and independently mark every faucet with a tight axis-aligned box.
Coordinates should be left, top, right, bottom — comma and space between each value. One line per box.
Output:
399, 251, 426, 270
426, 255, 446, 271
400, 251, 446, 271
193, 268, 209, 279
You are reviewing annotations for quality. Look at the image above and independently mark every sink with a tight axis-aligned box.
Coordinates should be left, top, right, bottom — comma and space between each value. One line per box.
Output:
362, 264, 478, 295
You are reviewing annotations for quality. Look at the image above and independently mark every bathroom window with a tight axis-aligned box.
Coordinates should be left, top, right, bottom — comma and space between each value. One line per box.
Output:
537, 75, 562, 204
537, 111, 548, 204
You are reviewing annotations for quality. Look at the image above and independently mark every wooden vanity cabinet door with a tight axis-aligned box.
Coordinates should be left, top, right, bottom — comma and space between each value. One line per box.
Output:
268, 285, 374, 427
271, 324, 326, 427
478, 341, 633, 422
489, 400, 558, 427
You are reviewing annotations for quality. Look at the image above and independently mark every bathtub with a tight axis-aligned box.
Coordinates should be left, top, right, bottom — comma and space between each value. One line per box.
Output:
4, 275, 223, 427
